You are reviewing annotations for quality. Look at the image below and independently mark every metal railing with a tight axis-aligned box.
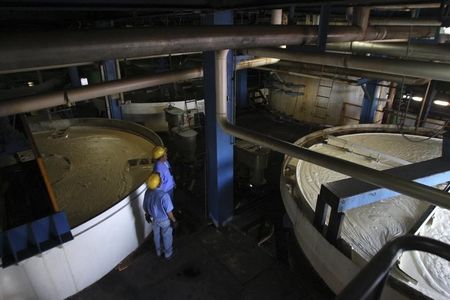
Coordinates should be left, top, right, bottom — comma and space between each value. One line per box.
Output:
336, 235, 450, 300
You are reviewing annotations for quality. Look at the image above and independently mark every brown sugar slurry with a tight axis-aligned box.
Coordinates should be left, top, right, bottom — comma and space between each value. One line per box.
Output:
34, 126, 155, 226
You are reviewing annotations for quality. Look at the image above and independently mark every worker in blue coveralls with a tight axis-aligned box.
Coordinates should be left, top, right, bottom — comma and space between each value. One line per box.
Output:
143, 172, 177, 260
152, 146, 175, 201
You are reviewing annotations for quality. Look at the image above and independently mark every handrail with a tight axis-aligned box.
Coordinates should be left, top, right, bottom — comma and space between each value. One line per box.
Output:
336, 235, 450, 300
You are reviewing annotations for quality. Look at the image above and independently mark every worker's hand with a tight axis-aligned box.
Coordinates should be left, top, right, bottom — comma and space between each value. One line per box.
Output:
171, 220, 179, 229
145, 213, 152, 224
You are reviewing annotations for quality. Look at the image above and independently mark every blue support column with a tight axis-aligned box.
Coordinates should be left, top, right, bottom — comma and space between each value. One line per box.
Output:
101, 60, 122, 120
359, 79, 378, 124
203, 10, 234, 226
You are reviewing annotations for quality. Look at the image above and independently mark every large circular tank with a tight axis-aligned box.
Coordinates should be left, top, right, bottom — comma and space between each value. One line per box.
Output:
0, 118, 162, 300
280, 124, 449, 300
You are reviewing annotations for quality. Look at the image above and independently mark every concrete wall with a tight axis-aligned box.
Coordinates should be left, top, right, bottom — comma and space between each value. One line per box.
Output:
268, 74, 365, 126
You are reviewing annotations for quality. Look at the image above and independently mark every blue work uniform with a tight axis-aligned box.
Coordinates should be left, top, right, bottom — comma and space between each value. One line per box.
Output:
143, 188, 174, 258
154, 160, 175, 200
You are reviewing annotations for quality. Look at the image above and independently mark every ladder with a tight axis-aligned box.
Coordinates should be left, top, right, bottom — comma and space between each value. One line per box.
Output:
312, 77, 334, 122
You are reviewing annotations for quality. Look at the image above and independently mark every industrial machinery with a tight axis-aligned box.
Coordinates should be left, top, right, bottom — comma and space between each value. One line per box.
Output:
0, 118, 163, 299
280, 124, 449, 300
235, 139, 270, 187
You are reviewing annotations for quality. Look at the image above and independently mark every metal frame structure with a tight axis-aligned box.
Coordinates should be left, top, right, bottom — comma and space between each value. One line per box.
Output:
336, 235, 450, 300
313, 157, 450, 245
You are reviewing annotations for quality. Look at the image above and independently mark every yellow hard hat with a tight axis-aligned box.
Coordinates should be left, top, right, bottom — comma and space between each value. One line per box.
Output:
152, 146, 167, 160
147, 173, 161, 190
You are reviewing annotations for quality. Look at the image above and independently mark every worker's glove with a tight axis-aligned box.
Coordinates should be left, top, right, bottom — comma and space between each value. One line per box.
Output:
145, 213, 153, 224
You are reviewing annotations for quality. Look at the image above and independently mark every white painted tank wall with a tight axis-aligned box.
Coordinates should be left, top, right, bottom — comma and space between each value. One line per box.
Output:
0, 183, 151, 300
268, 74, 391, 125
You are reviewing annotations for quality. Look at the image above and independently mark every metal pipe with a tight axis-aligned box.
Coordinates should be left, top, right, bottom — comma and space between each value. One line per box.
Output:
272, 61, 429, 85
370, 3, 441, 10
215, 49, 450, 211
0, 68, 202, 117
0, 57, 279, 117
415, 80, 433, 129
0, 25, 436, 73
327, 41, 450, 62
248, 48, 450, 82
369, 17, 442, 26
336, 235, 450, 300
353, 6, 371, 31
256, 66, 358, 85
235, 58, 280, 70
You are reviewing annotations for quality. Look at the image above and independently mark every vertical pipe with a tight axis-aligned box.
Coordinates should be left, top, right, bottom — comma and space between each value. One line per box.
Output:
415, 80, 432, 129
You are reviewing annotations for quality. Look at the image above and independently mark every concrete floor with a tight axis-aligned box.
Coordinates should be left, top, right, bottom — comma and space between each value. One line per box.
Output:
70, 224, 333, 300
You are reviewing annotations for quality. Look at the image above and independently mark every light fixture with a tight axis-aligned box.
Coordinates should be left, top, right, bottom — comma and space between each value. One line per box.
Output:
441, 27, 450, 34
402, 94, 410, 99
27, 81, 34, 87
80, 78, 89, 86
433, 100, 449, 106
412, 96, 423, 102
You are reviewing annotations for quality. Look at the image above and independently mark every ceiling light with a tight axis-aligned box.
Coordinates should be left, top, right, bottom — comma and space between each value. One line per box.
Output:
433, 100, 449, 106
27, 81, 34, 87
412, 96, 423, 102
402, 94, 410, 99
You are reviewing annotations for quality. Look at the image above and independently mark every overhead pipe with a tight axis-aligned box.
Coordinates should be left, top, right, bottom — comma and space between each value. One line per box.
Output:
369, 17, 442, 26
271, 61, 429, 85
0, 57, 279, 117
215, 49, 450, 211
247, 48, 450, 82
0, 25, 436, 73
256, 66, 359, 85
352, 6, 371, 31
327, 41, 450, 63
370, 3, 441, 10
